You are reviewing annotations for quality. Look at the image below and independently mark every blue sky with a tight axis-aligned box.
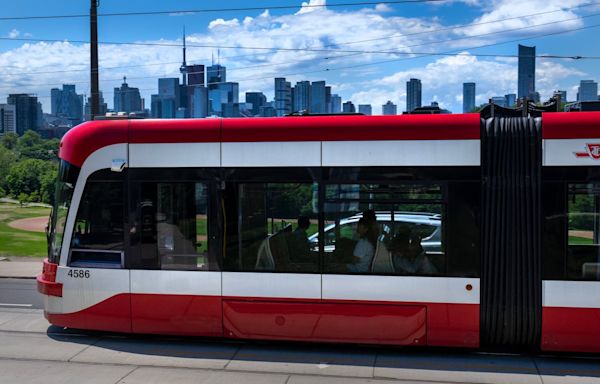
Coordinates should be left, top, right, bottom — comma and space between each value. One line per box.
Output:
1, 0, 599, 113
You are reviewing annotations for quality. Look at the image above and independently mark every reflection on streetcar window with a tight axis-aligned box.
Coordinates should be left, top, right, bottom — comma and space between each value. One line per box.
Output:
226, 183, 319, 273
318, 183, 444, 275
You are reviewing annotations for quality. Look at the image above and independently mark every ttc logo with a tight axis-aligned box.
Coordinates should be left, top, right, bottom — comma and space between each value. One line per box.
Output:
575, 144, 600, 159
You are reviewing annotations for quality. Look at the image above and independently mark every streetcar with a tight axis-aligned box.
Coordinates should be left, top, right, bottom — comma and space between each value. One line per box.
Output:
38, 112, 600, 353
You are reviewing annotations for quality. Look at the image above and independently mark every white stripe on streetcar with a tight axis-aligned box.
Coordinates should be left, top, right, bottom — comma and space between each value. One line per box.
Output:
0, 303, 33, 307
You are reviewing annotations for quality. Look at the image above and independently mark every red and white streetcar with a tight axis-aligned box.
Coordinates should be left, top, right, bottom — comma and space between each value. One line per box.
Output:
38, 112, 600, 353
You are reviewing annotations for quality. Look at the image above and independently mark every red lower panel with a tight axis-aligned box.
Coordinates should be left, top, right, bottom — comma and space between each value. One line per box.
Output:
426, 303, 480, 348
542, 307, 600, 353
46, 293, 131, 333
223, 300, 427, 345
131, 294, 222, 337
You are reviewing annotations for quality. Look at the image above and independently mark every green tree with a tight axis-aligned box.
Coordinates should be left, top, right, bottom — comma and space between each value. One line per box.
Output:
5, 158, 53, 199
16, 130, 58, 161
0, 145, 16, 192
1, 132, 18, 150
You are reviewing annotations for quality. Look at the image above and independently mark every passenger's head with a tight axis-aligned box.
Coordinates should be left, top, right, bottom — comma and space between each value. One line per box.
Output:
357, 217, 370, 237
389, 226, 411, 252
363, 209, 376, 223
297, 216, 310, 230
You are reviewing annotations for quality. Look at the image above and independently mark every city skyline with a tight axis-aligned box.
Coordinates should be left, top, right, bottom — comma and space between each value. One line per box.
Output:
0, 1, 599, 114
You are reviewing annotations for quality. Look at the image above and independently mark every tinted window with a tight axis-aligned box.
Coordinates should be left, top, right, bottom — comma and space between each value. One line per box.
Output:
567, 183, 600, 280
133, 182, 215, 271
70, 180, 124, 268
321, 183, 444, 275
225, 182, 320, 273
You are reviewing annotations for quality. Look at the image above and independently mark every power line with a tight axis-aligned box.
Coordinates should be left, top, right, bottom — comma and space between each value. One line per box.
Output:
0, 0, 444, 21
0, 1, 597, 76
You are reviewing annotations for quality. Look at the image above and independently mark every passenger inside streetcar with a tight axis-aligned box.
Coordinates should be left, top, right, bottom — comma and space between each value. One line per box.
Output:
390, 227, 437, 275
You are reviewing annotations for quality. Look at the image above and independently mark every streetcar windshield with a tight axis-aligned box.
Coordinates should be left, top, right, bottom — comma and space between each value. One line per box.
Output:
48, 160, 79, 263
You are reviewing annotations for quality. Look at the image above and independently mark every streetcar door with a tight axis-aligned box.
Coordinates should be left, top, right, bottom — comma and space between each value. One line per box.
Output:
57, 169, 131, 333
128, 178, 222, 336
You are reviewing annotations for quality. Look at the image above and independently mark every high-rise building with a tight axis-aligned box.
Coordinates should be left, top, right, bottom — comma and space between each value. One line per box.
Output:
245, 92, 267, 116
358, 104, 372, 115
382, 101, 397, 115
0, 104, 16, 135
274, 78, 292, 116
7, 94, 41, 135
462, 82, 476, 113
342, 101, 356, 113
518, 44, 536, 99
190, 87, 208, 118
207, 64, 226, 90
152, 78, 181, 118
51, 84, 84, 124
491, 96, 506, 107
293, 81, 311, 112
554, 90, 567, 103
325, 86, 332, 113
310, 81, 327, 113
330, 94, 342, 113
578, 80, 598, 102
84, 92, 107, 121
406, 78, 422, 113
114, 77, 142, 113
504, 93, 516, 108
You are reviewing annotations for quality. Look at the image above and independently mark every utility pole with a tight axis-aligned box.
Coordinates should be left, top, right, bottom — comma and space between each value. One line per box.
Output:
90, 0, 99, 119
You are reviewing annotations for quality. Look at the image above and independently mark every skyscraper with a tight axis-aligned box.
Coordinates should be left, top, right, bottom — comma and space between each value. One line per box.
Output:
7, 94, 41, 135
578, 80, 598, 101
84, 92, 107, 121
113, 77, 142, 113
504, 93, 516, 108
154, 78, 180, 118
518, 44, 536, 99
293, 81, 311, 112
207, 64, 226, 90
245, 92, 267, 116
358, 104, 372, 115
382, 101, 397, 115
274, 78, 292, 116
406, 78, 422, 113
463, 82, 475, 113
310, 81, 327, 113
342, 101, 356, 113
50, 84, 84, 124
330, 94, 342, 113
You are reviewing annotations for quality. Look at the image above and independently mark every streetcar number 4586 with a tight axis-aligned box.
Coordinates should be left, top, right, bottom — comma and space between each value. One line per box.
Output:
68, 269, 90, 278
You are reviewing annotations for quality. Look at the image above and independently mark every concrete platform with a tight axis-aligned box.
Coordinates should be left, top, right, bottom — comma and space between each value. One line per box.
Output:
1, 308, 600, 383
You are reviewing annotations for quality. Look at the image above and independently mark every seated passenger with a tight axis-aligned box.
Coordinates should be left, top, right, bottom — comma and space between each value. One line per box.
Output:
347, 218, 376, 273
390, 230, 437, 275
288, 216, 311, 262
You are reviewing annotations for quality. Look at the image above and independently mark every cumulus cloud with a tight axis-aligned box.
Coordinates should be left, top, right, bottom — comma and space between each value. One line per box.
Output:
0, 1, 591, 113
350, 53, 586, 113
458, 0, 587, 37
8, 29, 19, 39
208, 18, 240, 29
296, 0, 327, 15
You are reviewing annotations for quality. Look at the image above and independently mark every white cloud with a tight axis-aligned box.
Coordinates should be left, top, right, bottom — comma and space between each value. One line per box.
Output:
374, 3, 393, 12
8, 29, 19, 39
208, 18, 240, 29
296, 0, 327, 15
458, 0, 587, 37
350, 53, 586, 113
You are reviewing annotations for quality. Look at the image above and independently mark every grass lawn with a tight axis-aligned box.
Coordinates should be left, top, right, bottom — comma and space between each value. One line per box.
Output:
0, 204, 50, 257
569, 236, 594, 245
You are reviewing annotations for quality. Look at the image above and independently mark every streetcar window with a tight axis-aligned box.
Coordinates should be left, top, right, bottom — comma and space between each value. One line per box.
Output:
322, 183, 444, 275
226, 182, 319, 273
134, 182, 213, 271
567, 183, 600, 280
69, 180, 124, 268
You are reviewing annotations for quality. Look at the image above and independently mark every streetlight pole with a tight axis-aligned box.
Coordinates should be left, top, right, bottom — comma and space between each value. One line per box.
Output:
90, 0, 99, 119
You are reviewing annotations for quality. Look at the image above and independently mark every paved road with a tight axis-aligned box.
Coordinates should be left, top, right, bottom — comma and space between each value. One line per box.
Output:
0, 278, 43, 309
2, 280, 600, 383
